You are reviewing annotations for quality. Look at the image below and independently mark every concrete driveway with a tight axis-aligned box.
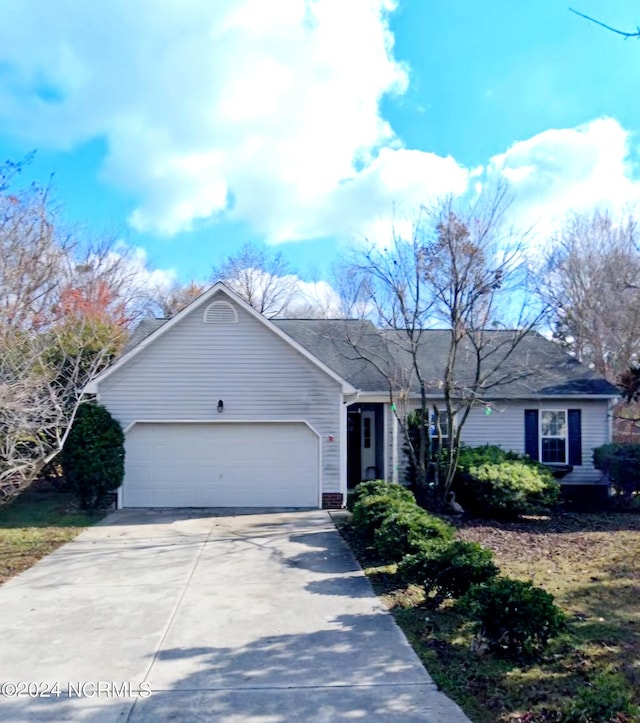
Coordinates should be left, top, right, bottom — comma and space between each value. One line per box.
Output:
0, 509, 470, 722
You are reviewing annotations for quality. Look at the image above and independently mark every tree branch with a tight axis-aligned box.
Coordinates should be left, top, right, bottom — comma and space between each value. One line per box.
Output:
570, 8, 640, 39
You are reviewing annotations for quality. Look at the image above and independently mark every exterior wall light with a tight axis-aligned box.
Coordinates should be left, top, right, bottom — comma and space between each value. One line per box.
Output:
217, 400, 224, 413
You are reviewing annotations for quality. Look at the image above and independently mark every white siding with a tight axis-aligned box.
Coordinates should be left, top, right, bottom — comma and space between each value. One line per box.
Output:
395, 398, 611, 484
462, 399, 610, 483
98, 292, 343, 494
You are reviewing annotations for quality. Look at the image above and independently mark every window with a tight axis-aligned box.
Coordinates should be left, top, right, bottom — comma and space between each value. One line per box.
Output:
525, 408, 582, 466
429, 410, 449, 439
540, 410, 567, 464
363, 416, 371, 448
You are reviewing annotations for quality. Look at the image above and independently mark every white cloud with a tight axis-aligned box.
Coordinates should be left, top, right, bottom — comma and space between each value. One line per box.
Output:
1, 4, 639, 249
274, 147, 470, 245
334, 117, 640, 252
287, 278, 344, 316
486, 117, 640, 244
0, 0, 408, 240
118, 246, 178, 294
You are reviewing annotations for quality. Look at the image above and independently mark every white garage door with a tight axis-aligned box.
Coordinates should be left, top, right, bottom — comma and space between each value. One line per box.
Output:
123, 422, 319, 508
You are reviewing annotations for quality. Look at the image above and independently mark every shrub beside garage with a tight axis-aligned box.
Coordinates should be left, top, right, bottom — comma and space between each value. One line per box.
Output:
61, 402, 125, 509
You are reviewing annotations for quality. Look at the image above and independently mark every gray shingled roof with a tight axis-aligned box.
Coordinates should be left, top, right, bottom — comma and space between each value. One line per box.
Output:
123, 317, 167, 353
123, 316, 619, 398
273, 320, 618, 397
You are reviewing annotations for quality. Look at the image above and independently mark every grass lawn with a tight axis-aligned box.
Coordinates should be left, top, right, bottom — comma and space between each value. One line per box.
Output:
0, 487, 105, 585
339, 513, 640, 723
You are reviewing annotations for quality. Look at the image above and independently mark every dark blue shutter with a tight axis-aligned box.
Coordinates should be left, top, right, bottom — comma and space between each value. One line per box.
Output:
568, 409, 582, 465
524, 409, 539, 460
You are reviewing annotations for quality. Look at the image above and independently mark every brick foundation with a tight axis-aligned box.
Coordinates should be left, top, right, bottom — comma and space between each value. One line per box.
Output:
321, 492, 344, 509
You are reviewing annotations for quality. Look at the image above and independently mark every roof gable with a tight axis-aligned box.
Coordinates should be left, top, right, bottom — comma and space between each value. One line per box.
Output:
86, 282, 355, 394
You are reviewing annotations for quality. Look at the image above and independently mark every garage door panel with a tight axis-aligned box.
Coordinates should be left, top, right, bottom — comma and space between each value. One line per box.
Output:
123, 423, 319, 508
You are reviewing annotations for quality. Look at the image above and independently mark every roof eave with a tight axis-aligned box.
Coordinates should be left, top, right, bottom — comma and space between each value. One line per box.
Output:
352, 390, 619, 401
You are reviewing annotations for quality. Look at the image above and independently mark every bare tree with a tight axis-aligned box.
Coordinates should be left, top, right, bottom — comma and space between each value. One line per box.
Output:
339, 187, 543, 507
0, 166, 147, 500
539, 210, 640, 383
338, 214, 437, 494
0, 318, 120, 500
421, 191, 544, 499
0, 182, 69, 330
69, 232, 172, 326
0, 184, 153, 333
210, 242, 299, 318
147, 281, 206, 318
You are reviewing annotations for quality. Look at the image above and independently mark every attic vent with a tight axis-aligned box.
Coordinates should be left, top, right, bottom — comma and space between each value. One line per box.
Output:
203, 300, 238, 324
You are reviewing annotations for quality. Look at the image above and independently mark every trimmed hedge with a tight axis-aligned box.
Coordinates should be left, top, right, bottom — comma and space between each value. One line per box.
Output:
398, 539, 498, 601
350, 494, 415, 541
592, 443, 640, 505
373, 508, 455, 562
351, 479, 415, 508
460, 576, 565, 657
453, 445, 560, 518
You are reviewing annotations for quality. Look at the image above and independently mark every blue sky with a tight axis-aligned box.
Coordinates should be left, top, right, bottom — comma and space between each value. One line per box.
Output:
1, 0, 639, 300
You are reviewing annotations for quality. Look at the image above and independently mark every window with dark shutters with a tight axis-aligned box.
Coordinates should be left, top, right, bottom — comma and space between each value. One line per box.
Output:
524, 408, 582, 466
567, 409, 582, 466
524, 409, 539, 460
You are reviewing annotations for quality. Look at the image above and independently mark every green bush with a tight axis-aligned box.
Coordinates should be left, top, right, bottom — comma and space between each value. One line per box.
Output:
350, 480, 414, 508
398, 539, 499, 601
453, 445, 560, 518
593, 442, 640, 505
61, 403, 125, 509
460, 576, 565, 657
457, 444, 524, 465
373, 508, 455, 562
562, 672, 639, 722
351, 494, 414, 541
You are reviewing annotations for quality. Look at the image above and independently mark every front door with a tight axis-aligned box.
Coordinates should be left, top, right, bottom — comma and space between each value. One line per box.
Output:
361, 410, 376, 480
